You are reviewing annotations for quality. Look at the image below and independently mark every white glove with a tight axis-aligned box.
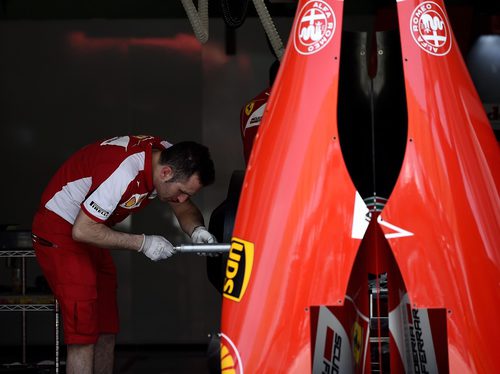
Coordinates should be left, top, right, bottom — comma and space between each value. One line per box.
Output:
139, 235, 175, 261
191, 226, 217, 244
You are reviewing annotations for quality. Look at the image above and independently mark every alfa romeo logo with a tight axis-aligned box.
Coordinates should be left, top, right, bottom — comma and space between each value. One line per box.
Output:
294, 0, 336, 55
410, 1, 452, 56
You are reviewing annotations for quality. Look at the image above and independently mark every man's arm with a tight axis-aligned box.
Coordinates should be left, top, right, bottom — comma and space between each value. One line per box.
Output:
72, 210, 175, 261
170, 199, 217, 245
72, 210, 143, 251
168, 199, 205, 236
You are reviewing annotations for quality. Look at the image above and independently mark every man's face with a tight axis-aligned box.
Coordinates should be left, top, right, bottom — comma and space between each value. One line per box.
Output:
155, 168, 202, 203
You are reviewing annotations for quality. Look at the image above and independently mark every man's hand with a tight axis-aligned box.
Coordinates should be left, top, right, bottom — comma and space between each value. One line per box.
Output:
191, 226, 217, 244
139, 235, 175, 261
191, 226, 218, 257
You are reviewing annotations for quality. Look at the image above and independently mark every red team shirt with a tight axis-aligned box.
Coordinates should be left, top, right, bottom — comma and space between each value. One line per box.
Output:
37, 135, 171, 230
240, 87, 270, 164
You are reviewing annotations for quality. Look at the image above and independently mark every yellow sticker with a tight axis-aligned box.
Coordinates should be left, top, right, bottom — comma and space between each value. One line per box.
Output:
352, 321, 363, 364
244, 102, 255, 116
220, 344, 236, 373
120, 193, 148, 209
223, 238, 254, 302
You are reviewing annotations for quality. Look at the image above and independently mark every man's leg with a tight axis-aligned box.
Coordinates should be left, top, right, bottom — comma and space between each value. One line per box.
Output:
66, 344, 94, 374
94, 249, 119, 374
33, 239, 98, 374
94, 334, 116, 374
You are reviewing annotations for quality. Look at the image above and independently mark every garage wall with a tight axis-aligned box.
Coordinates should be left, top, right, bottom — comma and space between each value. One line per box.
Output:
0, 17, 291, 345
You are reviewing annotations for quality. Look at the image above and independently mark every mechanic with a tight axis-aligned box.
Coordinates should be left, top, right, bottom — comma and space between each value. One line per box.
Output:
240, 59, 280, 164
31, 135, 216, 374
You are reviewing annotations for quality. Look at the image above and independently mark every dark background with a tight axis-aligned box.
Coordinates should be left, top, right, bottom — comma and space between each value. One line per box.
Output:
0, 0, 498, 349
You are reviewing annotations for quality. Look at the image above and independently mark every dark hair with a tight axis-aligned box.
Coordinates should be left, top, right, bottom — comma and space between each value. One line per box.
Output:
160, 141, 215, 186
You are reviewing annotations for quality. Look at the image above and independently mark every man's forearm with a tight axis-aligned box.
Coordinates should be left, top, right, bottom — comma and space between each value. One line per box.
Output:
169, 200, 205, 235
72, 210, 143, 251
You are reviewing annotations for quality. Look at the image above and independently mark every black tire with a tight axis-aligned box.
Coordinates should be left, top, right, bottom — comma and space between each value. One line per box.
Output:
207, 170, 245, 293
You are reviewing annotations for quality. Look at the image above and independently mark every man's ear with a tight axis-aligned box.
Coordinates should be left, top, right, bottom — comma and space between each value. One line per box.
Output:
161, 165, 174, 181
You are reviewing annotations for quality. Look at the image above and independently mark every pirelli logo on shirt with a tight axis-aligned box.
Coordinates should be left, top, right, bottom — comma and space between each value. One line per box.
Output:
223, 238, 254, 302
89, 201, 110, 217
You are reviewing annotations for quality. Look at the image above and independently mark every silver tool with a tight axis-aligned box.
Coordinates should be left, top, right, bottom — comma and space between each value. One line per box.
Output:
173, 243, 231, 253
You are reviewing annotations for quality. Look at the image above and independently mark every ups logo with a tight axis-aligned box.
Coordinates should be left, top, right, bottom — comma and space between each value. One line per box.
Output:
223, 238, 254, 302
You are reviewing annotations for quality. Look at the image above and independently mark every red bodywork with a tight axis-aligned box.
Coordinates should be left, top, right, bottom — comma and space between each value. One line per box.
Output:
220, 0, 500, 372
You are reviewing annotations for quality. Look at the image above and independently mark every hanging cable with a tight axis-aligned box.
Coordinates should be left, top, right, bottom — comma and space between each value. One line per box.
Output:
252, 0, 285, 60
221, 0, 250, 28
182, 0, 284, 60
181, 0, 209, 44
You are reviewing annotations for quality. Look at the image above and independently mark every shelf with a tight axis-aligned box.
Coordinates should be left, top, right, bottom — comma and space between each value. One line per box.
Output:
0, 250, 34, 257
0, 294, 54, 303
0, 295, 55, 312
0, 304, 55, 312
1, 231, 61, 372
0, 297, 55, 311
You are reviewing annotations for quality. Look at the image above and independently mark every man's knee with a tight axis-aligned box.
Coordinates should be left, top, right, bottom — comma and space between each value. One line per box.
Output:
97, 334, 115, 347
66, 344, 95, 374
68, 343, 95, 353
